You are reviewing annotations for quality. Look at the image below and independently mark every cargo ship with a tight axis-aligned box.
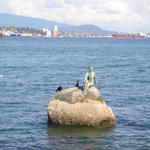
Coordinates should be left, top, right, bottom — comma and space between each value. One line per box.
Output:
112, 33, 145, 38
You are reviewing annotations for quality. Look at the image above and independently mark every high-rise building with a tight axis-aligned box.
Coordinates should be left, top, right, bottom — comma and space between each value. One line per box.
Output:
53, 25, 59, 37
54, 26, 58, 32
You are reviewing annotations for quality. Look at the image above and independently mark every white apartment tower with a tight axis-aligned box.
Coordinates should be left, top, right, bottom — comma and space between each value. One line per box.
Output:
54, 25, 58, 32
53, 25, 59, 37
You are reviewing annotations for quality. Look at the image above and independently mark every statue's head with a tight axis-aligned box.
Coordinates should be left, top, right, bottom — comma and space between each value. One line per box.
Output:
88, 65, 93, 72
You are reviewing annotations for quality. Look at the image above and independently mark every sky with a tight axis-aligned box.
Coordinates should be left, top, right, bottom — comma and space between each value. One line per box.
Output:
0, 0, 150, 32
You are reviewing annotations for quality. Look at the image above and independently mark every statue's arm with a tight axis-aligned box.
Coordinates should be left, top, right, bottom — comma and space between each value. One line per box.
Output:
84, 73, 88, 88
85, 73, 88, 81
94, 73, 96, 86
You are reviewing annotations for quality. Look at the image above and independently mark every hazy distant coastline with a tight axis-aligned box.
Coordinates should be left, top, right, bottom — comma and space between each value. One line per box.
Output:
0, 13, 114, 35
0, 26, 114, 38
0, 14, 149, 38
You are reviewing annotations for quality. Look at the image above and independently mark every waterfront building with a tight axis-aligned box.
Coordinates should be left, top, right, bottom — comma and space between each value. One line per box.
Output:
43, 28, 52, 37
0, 28, 2, 36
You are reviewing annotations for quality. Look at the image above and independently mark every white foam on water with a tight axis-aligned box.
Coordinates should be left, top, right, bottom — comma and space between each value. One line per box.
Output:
0, 75, 4, 78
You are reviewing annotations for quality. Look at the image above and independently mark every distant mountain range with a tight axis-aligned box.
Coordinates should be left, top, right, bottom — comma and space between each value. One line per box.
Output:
0, 13, 115, 35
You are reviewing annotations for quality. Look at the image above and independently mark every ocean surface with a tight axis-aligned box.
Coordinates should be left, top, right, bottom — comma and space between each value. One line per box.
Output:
0, 37, 150, 150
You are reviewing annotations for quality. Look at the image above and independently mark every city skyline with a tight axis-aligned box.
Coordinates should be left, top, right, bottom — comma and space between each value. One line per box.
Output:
0, 0, 150, 32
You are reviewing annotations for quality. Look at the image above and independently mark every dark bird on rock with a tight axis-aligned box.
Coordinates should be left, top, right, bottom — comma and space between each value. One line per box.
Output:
75, 80, 79, 87
56, 86, 62, 92
75, 80, 84, 91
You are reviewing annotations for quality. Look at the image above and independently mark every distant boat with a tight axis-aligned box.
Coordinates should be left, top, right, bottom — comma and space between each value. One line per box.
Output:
112, 33, 145, 38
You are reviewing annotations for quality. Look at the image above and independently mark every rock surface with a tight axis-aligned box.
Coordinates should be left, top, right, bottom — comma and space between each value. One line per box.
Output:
48, 87, 116, 127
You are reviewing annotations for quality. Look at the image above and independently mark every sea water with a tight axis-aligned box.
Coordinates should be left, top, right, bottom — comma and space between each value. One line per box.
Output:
0, 37, 150, 150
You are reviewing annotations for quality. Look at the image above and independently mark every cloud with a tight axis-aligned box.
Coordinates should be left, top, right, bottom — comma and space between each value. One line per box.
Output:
0, 0, 150, 32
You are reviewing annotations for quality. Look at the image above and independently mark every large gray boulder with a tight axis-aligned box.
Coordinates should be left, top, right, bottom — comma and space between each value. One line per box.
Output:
48, 87, 116, 127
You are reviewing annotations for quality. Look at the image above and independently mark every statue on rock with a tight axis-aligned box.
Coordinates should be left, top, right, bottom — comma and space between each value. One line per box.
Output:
48, 64, 116, 127
84, 65, 96, 89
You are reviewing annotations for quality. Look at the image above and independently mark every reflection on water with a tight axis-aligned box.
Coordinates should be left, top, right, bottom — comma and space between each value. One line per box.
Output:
47, 124, 115, 137
47, 125, 115, 150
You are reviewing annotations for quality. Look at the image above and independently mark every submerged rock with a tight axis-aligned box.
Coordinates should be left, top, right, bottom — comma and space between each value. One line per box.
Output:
48, 87, 116, 127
